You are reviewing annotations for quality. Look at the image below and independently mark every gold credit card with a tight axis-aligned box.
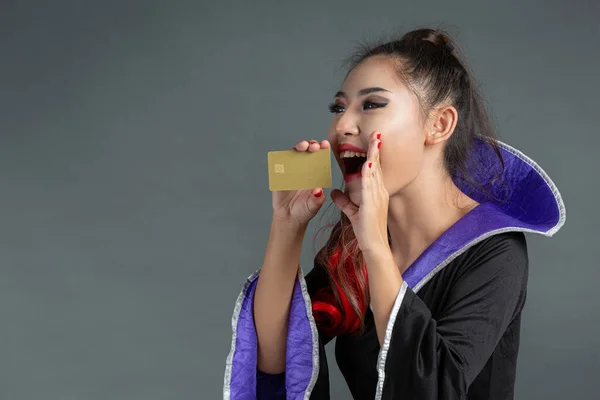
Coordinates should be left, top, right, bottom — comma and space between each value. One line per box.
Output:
267, 148, 332, 191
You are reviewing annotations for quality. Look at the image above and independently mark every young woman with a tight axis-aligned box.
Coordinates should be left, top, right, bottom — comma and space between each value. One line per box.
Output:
223, 28, 566, 400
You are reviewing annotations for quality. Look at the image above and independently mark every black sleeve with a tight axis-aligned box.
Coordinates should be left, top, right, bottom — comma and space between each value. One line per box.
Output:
304, 259, 336, 346
304, 260, 333, 399
304, 259, 330, 296
381, 232, 528, 399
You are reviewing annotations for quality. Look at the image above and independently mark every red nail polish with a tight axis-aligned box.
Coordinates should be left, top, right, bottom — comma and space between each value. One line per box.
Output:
377, 141, 381, 149
314, 189, 323, 198
368, 162, 372, 168
377, 133, 381, 139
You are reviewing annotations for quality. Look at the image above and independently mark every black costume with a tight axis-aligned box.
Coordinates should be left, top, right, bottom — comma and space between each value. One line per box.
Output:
224, 139, 565, 399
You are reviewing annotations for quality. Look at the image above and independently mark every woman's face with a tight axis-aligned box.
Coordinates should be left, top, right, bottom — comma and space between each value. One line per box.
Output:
327, 55, 428, 205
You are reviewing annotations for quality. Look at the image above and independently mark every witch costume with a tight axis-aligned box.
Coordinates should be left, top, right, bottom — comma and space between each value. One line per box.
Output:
223, 139, 565, 399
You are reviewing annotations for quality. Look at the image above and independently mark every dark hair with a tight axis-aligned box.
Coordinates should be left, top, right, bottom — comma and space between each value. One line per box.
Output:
311, 28, 505, 337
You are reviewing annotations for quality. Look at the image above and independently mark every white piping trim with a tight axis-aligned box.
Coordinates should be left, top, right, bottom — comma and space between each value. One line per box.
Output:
223, 269, 260, 400
297, 265, 321, 399
375, 280, 408, 399
374, 140, 566, 399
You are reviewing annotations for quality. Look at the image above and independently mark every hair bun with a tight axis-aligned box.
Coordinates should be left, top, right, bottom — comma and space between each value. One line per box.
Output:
421, 30, 455, 53
439, 33, 455, 52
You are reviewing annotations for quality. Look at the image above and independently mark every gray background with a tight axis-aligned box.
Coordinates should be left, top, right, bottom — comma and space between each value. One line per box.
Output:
0, 1, 598, 399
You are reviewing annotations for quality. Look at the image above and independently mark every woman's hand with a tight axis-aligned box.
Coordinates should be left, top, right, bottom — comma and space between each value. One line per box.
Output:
331, 131, 390, 255
272, 139, 330, 228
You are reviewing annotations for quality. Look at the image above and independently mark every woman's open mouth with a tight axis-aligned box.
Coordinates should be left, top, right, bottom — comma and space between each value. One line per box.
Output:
343, 156, 367, 174
340, 147, 367, 182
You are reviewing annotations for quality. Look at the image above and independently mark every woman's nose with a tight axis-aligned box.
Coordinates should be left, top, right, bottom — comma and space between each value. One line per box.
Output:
335, 114, 360, 137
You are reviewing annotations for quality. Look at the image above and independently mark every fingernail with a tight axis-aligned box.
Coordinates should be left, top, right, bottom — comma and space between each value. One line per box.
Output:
377, 133, 381, 139
368, 162, 372, 168
314, 189, 323, 198
377, 141, 381, 149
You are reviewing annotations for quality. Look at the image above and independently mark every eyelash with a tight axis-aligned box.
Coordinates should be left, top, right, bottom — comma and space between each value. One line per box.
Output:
328, 101, 387, 114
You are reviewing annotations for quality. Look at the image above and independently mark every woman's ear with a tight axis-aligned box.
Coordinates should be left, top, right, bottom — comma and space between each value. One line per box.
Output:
425, 105, 458, 145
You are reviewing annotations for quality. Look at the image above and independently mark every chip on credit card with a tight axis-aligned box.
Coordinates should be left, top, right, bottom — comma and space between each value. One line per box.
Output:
267, 148, 332, 191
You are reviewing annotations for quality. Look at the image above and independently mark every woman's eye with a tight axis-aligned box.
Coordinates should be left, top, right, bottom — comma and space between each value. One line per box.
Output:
328, 103, 344, 114
363, 101, 387, 110
328, 101, 387, 114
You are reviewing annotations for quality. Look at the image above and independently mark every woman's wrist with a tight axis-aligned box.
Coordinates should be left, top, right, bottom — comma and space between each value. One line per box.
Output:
271, 214, 309, 235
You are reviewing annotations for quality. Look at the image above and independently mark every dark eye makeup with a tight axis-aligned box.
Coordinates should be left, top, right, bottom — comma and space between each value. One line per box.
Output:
328, 100, 388, 114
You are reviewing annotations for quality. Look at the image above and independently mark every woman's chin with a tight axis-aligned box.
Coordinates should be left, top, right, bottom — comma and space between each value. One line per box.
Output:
345, 180, 362, 205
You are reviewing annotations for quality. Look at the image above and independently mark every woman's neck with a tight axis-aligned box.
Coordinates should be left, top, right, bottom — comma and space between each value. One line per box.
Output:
387, 169, 477, 274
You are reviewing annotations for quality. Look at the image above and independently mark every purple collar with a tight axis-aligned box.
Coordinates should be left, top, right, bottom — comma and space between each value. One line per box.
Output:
403, 139, 565, 292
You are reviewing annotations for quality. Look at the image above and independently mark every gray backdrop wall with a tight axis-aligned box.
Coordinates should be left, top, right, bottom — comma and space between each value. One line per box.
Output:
1, 1, 598, 399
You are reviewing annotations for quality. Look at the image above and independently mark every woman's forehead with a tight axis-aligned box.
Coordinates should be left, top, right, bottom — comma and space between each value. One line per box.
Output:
340, 56, 407, 96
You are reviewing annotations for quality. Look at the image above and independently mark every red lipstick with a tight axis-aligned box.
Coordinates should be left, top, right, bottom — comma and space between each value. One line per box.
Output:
338, 143, 367, 154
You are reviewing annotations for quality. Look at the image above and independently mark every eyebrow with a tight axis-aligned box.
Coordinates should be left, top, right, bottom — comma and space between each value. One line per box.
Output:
334, 87, 391, 98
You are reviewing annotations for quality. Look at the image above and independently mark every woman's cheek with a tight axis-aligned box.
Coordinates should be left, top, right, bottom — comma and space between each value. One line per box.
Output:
381, 138, 424, 192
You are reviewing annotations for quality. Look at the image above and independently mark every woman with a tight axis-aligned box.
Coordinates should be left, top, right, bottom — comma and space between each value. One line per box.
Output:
224, 28, 565, 399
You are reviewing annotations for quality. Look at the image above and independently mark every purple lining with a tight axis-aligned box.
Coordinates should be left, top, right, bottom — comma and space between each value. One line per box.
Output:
227, 278, 259, 399
226, 272, 315, 399
455, 139, 561, 231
